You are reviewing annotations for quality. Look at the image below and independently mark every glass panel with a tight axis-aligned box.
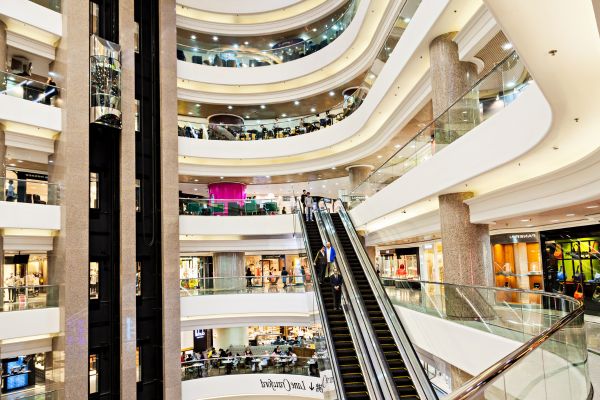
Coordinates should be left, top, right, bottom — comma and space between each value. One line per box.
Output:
135, 178, 141, 212
89, 262, 99, 300
90, 172, 100, 209
0, 70, 62, 107
349, 51, 532, 207
0, 177, 60, 205
0, 285, 58, 312
28, 0, 62, 12
136, 347, 142, 382
136, 261, 142, 296
180, 276, 313, 296
179, 198, 293, 216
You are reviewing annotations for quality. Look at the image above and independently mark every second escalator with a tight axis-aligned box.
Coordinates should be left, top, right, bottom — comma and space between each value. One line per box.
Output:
305, 220, 369, 399
330, 213, 420, 399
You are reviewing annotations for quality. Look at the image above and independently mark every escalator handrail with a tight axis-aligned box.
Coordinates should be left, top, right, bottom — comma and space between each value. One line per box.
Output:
316, 206, 401, 400
336, 201, 439, 400
295, 204, 346, 400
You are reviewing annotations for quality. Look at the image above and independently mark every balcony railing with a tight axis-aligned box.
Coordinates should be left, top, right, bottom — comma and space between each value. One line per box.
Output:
1, 177, 60, 205
0, 285, 59, 312
176, 0, 359, 68
347, 51, 531, 207
181, 355, 321, 381
1, 71, 62, 107
28, 0, 61, 12
180, 197, 292, 216
178, 1, 420, 142
180, 276, 313, 296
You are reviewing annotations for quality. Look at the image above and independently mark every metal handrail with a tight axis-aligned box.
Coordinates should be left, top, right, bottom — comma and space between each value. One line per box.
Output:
317, 206, 399, 400
336, 203, 439, 399
295, 204, 346, 400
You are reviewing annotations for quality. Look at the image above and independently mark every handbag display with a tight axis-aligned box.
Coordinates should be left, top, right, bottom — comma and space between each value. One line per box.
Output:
572, 264, 583, 282
573, 283, 584, 301
557, 268, 565, 282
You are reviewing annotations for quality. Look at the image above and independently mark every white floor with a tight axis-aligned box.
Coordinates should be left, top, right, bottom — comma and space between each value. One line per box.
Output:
588, 352, 600, 400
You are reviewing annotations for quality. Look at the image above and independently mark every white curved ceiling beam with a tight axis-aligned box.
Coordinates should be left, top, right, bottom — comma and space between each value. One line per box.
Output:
177, 0, 347, 36
178, 0, 304, 15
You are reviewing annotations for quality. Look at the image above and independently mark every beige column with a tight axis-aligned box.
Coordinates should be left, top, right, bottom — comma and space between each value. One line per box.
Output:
47, 0, 90, 397
119, 0, 137, 398
346, 165, 373, 190
0, 21, 6, 71
429, 33, 479, 144
158, 0, 181, 398
0, 126, 4, 303
449, 365, 473, 391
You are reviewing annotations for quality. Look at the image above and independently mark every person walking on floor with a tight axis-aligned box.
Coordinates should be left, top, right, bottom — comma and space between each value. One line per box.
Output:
325, 241, 336, 277
330, 268, 343, 311
314, 246, 327, 284
305, 192, 314, 222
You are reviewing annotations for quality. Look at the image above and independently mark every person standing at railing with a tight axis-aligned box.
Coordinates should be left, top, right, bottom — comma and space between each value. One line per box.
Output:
4, 273, 16, 303
305, 192, 314, 222
330, 268, 343, 311
6, 179, 16, 201
43, 77, 58, 105
245, 267, 253, 288
281, 267, 289, 288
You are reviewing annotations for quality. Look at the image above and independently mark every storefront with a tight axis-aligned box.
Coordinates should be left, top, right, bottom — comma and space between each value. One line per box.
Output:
245, 254, 309, 285
3, 170, 50, 204
540, 224, 600, 316
377, 248, 420, 280
491, 232, 543, 291
179, 255, 213, 288
1, 353, 47, 394
419, 241, 444, 283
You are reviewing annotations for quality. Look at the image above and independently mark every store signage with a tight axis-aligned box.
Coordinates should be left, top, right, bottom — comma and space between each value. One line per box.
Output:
259, 376, 324, 394
491, 232, 540, 244
193, 329, 205, 339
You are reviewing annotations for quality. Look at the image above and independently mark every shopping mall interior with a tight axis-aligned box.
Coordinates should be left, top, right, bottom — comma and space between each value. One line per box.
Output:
0, 0, 599, 399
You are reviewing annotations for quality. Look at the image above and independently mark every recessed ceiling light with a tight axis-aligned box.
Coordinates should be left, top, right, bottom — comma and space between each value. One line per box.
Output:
551, 219, 560, 223
586, 205, 599, 209
212, 36, 219, 41
566, 213, 576, 217
194, 188, 198, 191
244, 41, 249, 45
394, 144, 401, 149
502, 43, 513, 50
220, 176, 224, 179
329, 91, 335, 96
227, 105, 233, 110
312, 28, 317, 32
245, 115, 250, 119
195, 103, 200, 107
526, 224, 534, 227
377, 155, 383, 159
322, 185, 326, 188
520, 219, 529, 222
335, 182, 339, 185
266, 175, 270, 178
49, 160, 53, 163
233, 44, 239, 49
294, 100, 300, 105
17, 160, 23, 163
331, 167, 336, 170
281, 113, 287, 117
8, 163, 16, 167
190, 35, 196, 40
260, 105, 266, 109
194, 179, 198, 182
310, 108, 316, 113
403, 17, 411, 23
188, 112, 193, 115
268, 43, 275, 48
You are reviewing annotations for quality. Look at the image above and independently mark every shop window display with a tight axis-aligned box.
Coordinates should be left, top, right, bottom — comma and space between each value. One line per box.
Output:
89, 354, 98, 394
0, 353, 46, 394
419, 241, 444, 283
89, 262, 99, 300
377, 248, 419, 280
179, 256, 213, 289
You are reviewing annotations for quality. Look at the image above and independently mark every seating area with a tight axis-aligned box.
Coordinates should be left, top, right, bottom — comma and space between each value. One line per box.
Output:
180, 198, 282, 216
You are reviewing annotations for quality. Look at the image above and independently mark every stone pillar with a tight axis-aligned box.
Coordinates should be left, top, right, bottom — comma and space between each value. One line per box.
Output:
0, 21, 7, 71
439, 193, 494, 320
158, 0, 181, 397
429, 33, 479, 145
0, 127, 4, 305
347, 165, 373, 189
213, 327, 249, 350
47, 0, 90, 397
213, 252, 245, 289
119, 0, 137, 398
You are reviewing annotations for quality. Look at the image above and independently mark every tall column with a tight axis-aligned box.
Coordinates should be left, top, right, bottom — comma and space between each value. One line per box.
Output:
119, 0, 137, 398
346, 165, 373, 189
429, 33, 479, 144
0, 21, 6, 71
158, 0, 181, 397
213, 328, 249, 350
213, 252, 245, 289
47, 0, 90, 397
0, 126, 4, 305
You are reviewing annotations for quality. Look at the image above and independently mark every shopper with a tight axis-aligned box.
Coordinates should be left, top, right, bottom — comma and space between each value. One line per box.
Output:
4, 273, 16, 303
300, 190, 307, 215
281, 267, 289, 288
305, 192, 314, 222
330, 268, 343, 311
6, 180, 16, 201
314, 246, 327, 284
325, 241, 336, 277
44, 76, 58, 105
245, 267, 253, 288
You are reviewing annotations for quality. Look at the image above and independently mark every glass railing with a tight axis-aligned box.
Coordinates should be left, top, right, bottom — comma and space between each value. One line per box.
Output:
28, 0, 61, 12
178, 1, 419, 143
181, 355, 322, 381
12, 390, 64, 400
586, 319, 600, 354
177, 0, 359, 68
0, 285, 59, 312
348, 51, 531, 207
383, 279, 589, 400
179, 197, 293, 215
180, 276, 314, 296
0, 177, 60, 205
1, 71, 62, 107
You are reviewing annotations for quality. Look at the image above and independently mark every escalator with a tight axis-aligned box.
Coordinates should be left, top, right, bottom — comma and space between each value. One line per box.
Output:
328, 212, 422, 400
305, 220, 370, 399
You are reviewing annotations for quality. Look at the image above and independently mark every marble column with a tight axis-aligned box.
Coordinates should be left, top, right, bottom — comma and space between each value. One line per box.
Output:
213, 327, 249, 350
0, 22, 6, 93
346, 165, 373, 192
47, 0, 90, 397
439, 193, 494, 319
119, 0, 137, 398
0, 127, 4, 305
429, 33, 479, 145
213, 252, 245, 289
158, 0, 181, 398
